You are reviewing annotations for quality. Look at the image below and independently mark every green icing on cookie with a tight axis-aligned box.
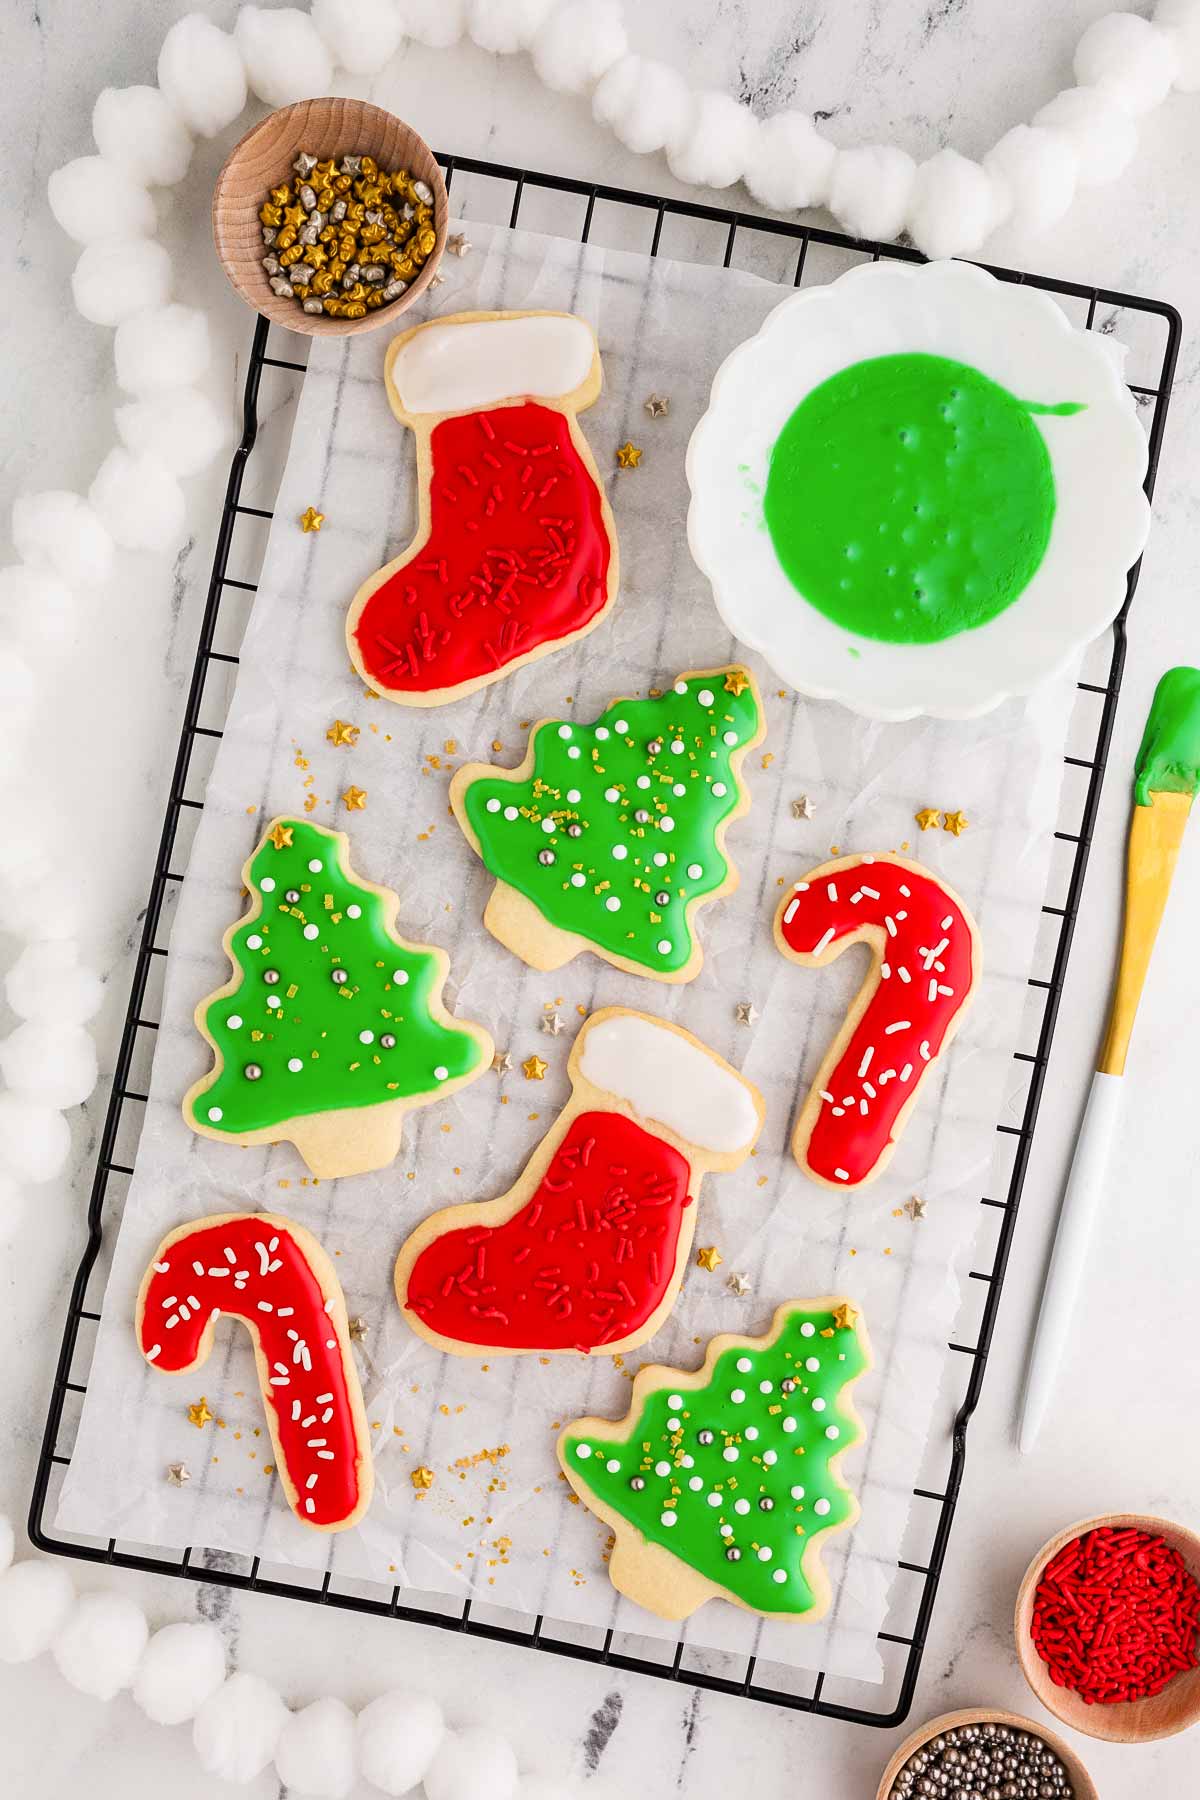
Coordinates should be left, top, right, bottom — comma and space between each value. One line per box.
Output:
1134, 665, 1200, 807
462, 672, 761, 974
763, 352, 1084, 646
190, 819, 485, 1135
564, 1305, 868, 1616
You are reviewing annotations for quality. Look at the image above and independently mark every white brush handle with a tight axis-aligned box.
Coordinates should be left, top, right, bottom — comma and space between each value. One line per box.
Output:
1017, 1070, 1124, 1455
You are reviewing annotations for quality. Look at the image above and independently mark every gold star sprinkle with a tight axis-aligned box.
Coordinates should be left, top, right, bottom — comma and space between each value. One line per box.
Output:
491, 1050, 513, 1075
791, 794, 815, 821
915, 807, 941, 832
347, 1316, 369, 1342
943, 809, 969, 836
723, 668, 749, 697
832, 1302, 860, 1331
411, 1465, 435, 1491
342, 785, 368, 812
166, 1462, 191, 1487
904, 1195, 927, 1220
447, 233, 472, 257
696, 1245, 724, 1272
326, 719, 359, 748
268, 822, 294, 850
615, 441, 642, 469
300, 506, 325, 533
522, 1054, 548, 1081
727, 1271, 753, 1296
735, 1001, 757, 1026
644, 393, 670, 419
187, 1397, 214, 1429
540, 1010, 566, 1037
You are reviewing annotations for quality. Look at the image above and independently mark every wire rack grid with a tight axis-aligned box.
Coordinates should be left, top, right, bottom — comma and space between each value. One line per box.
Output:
27, 153, 1181, 1729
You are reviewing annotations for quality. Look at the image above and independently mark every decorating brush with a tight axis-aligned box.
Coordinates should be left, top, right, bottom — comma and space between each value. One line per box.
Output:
1018, 665, 1200, 1454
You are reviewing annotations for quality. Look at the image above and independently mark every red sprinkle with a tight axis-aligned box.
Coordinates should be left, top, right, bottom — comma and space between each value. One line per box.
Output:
1030, 1525, 1200, 1706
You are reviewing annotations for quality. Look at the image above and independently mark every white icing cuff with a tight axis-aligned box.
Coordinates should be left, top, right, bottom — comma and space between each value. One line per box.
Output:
391, 314, 596, 414
578, 1014, 758, 1156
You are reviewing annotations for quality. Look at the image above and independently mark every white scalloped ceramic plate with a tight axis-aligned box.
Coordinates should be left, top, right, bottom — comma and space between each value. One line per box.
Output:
686, 260, 1150, 721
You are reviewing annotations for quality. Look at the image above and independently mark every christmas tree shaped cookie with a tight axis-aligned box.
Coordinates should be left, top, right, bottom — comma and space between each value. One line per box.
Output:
450, 668, 764, 982
184, 818, 492, 1179
346, 310, 619, 708
559, 1298, 870, 1622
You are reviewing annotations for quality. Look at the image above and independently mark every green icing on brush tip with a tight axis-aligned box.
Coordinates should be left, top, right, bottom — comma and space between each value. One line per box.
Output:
1134, 666, 1200, 807
762, 352, 1085, 646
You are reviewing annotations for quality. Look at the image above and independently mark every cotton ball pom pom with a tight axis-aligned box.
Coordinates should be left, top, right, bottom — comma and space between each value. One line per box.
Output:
234, 8, 334, 108
402, 0, 467, 48
0, 566, 72, 654
592, 55, 692, 157
1032, 86, 1138, 185
0, 1517, 13, 1575
133, 1621, 226, 1725
532, 0, 627, 94
743, 112, 835, 211
5, 943, 104, 1026
12, 491, 114, 589
0, 818, 50, 888
0, 1022, 98, 1111
312, 0, 403, 72
114, 303, 211, 396
985, 125, 1079, 234
829, 144, 917, 243
0, 1098, 70, 1185
0, 870, 88, 943
468, 0, 557, 54
0, 1172, 26, 1236
0, 642, 35, 726
90, 449, 187, 554
1073, 12, 1179, 116
71, 238, 172, 328
115, 387, 230, 480
906, 148, 1007, 260
193, 1672, 290, 1784
1157, 0, 1200, 88
357, 1690, 445, 1796
47, 157, 155, 244
93, 86, 193, 187
0, 1561, 75, 1663
425, 1727, 520, 1800
274, 1697, 358, 1798
158, 14, 248, 137
52, 1591, 149, 1700
668, 92, 759, 190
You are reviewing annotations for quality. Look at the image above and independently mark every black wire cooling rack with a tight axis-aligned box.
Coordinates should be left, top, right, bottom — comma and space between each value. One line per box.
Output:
28, 153, 1181, 1729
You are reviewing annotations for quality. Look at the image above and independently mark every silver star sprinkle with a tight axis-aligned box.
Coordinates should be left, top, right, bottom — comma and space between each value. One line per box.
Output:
447, 233, 472, 258
166, 1462, 191, 1487
726, 1272, 753, 1296
791, 794, 815, 821
347, 1316, 369, 1342
644, 393, 670, 419
293, 151, 318, 177
492, 1050, 513, 1074
904, 1195, 927, 1220
540, 1010, 566, 1037
735, 1001, 758, 1026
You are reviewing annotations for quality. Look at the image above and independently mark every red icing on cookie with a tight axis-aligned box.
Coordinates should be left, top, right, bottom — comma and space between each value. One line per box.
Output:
404, 1111, 691, 1350
352, 402, 612, 697
777, 857, 978, 1186
137, 1215, 368, 1530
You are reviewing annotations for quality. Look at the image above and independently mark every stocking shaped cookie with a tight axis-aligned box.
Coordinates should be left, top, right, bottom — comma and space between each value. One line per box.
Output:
559, 1297, 871, 1621
184, 817, 492, 1179
395, 1009, 764, 1356
346, 310, 618, 706
774, 852, 981, 1187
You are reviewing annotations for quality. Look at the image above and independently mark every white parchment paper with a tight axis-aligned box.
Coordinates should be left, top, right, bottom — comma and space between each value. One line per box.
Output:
59, 220, 1096, 1686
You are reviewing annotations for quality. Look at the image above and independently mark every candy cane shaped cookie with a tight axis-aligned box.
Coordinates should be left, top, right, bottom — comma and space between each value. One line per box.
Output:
774, 854, 981, 1188
136, 1213, 372, 1532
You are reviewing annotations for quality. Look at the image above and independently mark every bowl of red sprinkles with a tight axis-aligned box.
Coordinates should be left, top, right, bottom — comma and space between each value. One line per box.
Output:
1016, 1513, 1200, 1742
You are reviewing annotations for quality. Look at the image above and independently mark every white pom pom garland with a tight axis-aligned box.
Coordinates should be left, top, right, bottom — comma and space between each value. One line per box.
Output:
667, 91, 760, 190
133, 1621, 227, 1725
114, 387, 230, 480
193, 1671, 291, 1783
0, 642, 35, 725
311, 0, 404, 73
158, 15, 248, 137
1032, 86, 1139, 185
592, 54, 692, 155
1157, 0, 1200, 89
907, 147, 1008, 259
0, 1093, 71, 1183
357, 1689, 446, 1795
47, 157, 155, 244
0, 1022, 98, 1111
0, 1562, 75, 1664
234, 7, 335, 108
1073, 11, 1180, 116
52, 1592, 150, 1700
4, 941, 104, 1025
425, 1726, 521, 1800
92, 86, 193, 187
71, 237, 173, 328
12, 491, 114, 589
531, 0, 628, 95
0, 565, 76, 653
984, 124, 1079, 234
113, 302, 211, 396
468, 0, 558, 55
90, 449, 188, 554
403, 0, 468, 49
828, 144, 917, 243
742, 112, 835, 212
275, 1696, 359, 1798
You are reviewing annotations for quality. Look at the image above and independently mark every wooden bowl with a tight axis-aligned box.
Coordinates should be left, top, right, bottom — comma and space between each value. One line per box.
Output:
212, 97, 448, 338
875, 1708, 1099, 1800
1015, 1512, 1200, 1743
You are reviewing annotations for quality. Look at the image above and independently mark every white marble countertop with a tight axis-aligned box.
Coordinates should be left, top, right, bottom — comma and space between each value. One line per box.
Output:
4, 3, 1200, 1795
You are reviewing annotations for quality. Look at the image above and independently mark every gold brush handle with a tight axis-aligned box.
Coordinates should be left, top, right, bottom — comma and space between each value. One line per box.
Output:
1098, 789, 1193, 1076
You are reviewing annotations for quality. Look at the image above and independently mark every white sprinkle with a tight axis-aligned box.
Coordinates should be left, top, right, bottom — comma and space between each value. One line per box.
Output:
884, 915, 897, 937
667, 1417, 681, 1432
941, 915, 953, 929
900, 1062, 914, 1081
653, 852, 668, 867
541, 816, 556, 835
557, 725, 572, 739
814, 926, 835, 956
672, 782, 686, 798
288, 1057, 303, 1072
667, 1394, 683, 1408
850, 890, 863, 906
660, 815, 675, 832
801, 1322, 815, 1337
698, 689, 714, 705
595, 726, 610, 741
734, 1499, 751, 1516
153, 1261, 170, 1273
486, 797, 501, 813
576, 1444, 592, 1460
225, 1248, 237, 1264
782, 1416, 797, 1433
570, 873, 586, 887
819, 1089, 835, 1103
657, 939, 672, 955
687, 863, 702, 879
504, 805, 519, 821
305, 1499, 315, 1514
825, 1425, 840, 1440
392, 970, 409, 985
292, 1401, 302, 1420
208, 1107, 223, 1122
791, 1484, 805, 1499
260, 877, 275, 892
257, 1301, 274, 1313
745, 1426, 759, 1441
359, 1029, 374, 1045
899, 884, 911, 896
308, 858, 322, 873
857, 1046, 873, 1078
613, 718, 628, 733
826, 882, 838, 902
805, 1357, 820, 1371
859, 1099, 869, 1116
862, 1081, 876, 1099
783, 898, 799, 925
834, 1168, 850, 1182
567, 788, 581, 803
763, 1450, 777, 1466
434, 1066, 448, 1080
928, 979, 938, 1003
832, 1106, 845, 1116
306, 1474, 318, 1490
568, 746, 581, 760
897, 965, 911, 984
707, 1492, 722, 1508
759, 1380, 772, 1394
730, 1388, 746, 1403
146, 1344, 161, 1361
723, 1446, 738, 1463
655, 1460, 671, 1477
884, 1021, 910, 1035
757, 1546, 772, 1562
688, 1475, 703, 1491
938, 983, 955, 997
246, 934, 262, 950
880, 962, 891, 980
794, 881, 809, 891
812, 1397, 826, 1413
773, 1568, 787, 1584
736, 1357, 752, 1372
860, 885, 880, 900
604, 787, 620, 803
814, 1498, 831, 1515
674, 681, 687, 695
607, 1458, 621, 1473
605, 896, 620, 912
303, 923, 319, 940
722, 730, 736, 746
267, 996, 281, 1009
